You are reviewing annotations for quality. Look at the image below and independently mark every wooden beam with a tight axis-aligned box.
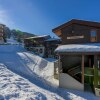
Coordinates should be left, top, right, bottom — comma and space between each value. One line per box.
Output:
58, 55, 61, 73
82, 54, 84, 84
89, 58, 91, 67
54, 30, 62, 36
94, 55, 97, 68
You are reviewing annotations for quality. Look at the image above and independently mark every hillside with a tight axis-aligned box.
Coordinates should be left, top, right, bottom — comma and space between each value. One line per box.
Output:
0, 37, 99, 100
11, 30, 35, 42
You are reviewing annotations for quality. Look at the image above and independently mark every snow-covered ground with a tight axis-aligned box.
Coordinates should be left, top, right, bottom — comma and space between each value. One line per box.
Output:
0, 45, 58, 86
0, 37, 99, 99
0, 64, 63, 100
45, 58, 57, 62
0, 60, 99, 100
7, 37, 19, 45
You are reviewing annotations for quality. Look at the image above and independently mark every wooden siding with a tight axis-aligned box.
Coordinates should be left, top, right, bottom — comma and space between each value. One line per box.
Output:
60, 24, 100, 44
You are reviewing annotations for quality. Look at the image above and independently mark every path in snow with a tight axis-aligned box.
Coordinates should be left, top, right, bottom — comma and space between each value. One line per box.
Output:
0, 44, 99, 100
0, 45, 57, 90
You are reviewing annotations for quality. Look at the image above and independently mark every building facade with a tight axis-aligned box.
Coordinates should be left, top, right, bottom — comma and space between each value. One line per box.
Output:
52, 19, 100, 94
44, 38, 61, 58
0, 24, 6, 44
24, 35, 51, 57
24, 35, 61, 58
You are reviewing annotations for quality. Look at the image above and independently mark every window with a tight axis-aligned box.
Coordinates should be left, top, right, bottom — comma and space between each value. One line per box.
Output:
40, 48, 43, 53
90, 30, 97, 42
91, 30, 96, 37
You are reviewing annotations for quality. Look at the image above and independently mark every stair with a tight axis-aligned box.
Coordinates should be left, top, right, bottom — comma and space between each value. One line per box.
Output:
68, 66, 81, 82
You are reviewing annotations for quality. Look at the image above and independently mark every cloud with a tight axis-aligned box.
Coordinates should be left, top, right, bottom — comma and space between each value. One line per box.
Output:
0, 9, 14, 28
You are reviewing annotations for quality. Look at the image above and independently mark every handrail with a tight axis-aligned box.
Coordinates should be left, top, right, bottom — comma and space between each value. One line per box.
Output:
68, 65, 81, 72
68, 65, 81, 76
67, 66, 81, 82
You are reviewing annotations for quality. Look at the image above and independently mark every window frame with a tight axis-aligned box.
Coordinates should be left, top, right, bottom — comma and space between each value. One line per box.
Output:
90, 29, 97, 42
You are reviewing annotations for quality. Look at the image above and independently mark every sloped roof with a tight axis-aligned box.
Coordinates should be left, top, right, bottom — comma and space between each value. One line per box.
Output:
55, 43, 100, 53
25, 35, 50, 39
52, 19, 100, 35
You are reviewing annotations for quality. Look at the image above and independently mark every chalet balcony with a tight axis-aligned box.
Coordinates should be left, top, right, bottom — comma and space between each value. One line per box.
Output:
0, 34, 3, 37
0, 29, 3, 32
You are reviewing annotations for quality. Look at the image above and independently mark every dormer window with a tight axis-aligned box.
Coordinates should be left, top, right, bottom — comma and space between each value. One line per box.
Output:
90, 30, 97, 42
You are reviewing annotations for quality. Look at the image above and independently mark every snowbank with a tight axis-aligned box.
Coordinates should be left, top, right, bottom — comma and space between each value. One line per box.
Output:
0, 64, 63, 100
17, 52, 55, 84
0, 44, 57, 86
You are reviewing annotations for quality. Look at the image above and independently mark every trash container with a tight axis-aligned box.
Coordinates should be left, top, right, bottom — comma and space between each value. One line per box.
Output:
95, 88, 100, 96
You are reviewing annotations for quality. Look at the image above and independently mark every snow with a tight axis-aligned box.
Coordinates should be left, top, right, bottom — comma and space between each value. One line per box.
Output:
26, 35, 50, 39
0, 45, 57, 86
0, 38, 99, 100
0, 64, 63, 100
0, 64, 99, 100
45, 58, 58, 62
7, 37, 19, 45
55, 43, 100, 53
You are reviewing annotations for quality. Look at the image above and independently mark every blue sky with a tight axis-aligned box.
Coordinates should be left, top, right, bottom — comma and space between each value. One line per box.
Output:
0, 0, 100, 37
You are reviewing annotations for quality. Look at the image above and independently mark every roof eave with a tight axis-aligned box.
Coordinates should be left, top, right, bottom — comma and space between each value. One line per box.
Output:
52, 19, 100, 36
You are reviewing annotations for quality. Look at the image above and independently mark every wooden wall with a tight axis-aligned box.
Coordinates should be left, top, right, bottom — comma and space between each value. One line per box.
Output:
60, 24, 100, 44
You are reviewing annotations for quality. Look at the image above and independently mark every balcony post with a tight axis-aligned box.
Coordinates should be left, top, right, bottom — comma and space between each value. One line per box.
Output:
82, 54, 84, 84
94, 55, 97, 68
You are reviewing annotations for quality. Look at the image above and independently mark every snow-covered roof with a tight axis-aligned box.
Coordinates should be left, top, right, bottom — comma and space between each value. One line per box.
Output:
55, 43, 100, 53
45, 38, 60, 41
25, 35, 50, 39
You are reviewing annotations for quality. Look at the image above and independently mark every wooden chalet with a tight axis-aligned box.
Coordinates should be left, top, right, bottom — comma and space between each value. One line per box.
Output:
24, 35, 51, 57
24, 35, 61, 58
44, 38, 61, 58
0, 24, 6, 44
52, 19, 100, 93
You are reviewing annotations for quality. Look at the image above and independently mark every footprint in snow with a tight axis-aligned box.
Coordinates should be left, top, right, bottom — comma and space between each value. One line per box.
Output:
1, 83, 9, 88
16, 82, 29, 86
34, 92, 47, 100
5, 93, 19, 100
0, 95, 4, 100
15, 77, 24, 82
